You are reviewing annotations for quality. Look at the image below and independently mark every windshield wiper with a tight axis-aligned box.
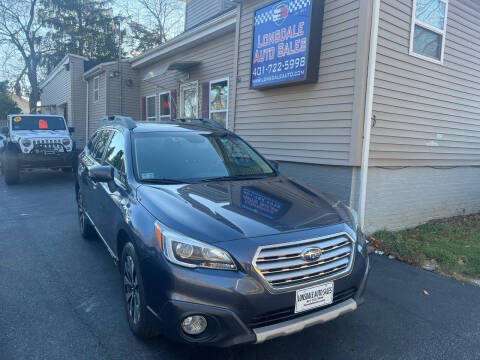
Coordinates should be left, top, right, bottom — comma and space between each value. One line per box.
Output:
141, 178, 186, 184
198, 174, 271, 182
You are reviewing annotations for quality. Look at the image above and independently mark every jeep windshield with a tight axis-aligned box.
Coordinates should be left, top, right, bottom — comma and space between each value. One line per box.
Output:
11, 116, 66, 131
133, 131, 275, 183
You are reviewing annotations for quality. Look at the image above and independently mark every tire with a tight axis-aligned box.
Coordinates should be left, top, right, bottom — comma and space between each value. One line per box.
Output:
4, 151, 19, 185
62, 167, 72, 173
121, 242, 155, 339
77, 191, 96, 239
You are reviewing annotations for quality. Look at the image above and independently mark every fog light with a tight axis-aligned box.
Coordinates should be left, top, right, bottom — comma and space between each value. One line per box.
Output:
181, 315, 207, 335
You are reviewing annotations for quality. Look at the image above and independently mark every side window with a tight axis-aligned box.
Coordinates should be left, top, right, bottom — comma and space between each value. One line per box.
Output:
209, 79, 228, 127
87, 131, 100, 154
92, 130, 112, 161
146, 95, 157, 121
105, 131, 126, 179
410, 0, 448, 63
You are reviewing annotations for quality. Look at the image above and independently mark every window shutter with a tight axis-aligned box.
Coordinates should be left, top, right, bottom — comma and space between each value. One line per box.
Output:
201, 82, 210, 118
171, 89, 177, 119
141, 96, 146, 120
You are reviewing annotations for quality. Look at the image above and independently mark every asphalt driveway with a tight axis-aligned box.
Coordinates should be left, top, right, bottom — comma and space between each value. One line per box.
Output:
1, 171, 479, 360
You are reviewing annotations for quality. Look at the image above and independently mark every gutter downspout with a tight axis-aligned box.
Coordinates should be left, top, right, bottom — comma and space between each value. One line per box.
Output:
358, 0, 381, 232
85, 78, 89, 143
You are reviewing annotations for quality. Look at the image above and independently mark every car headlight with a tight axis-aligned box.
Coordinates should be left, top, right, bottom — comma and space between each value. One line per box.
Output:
344, 205, 361, 239
155, 221, 237, 270
22, 139, 32, 147
62, 138, 71, 146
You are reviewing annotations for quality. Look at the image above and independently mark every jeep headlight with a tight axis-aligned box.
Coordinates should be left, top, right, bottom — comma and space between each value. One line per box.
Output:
62, 138, 71, 146
155, 221, 236, 270
22, 139, 32, 147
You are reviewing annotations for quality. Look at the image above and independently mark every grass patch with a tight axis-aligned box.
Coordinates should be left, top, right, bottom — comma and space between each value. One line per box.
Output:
370, 214, 480, 279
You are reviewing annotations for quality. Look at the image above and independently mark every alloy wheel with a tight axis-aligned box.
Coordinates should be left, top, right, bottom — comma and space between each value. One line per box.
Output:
77, 193, 85, 232
124, 255, 141, 324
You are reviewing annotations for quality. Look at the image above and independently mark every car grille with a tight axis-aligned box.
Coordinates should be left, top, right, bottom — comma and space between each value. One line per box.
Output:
253, 233, 354, 290
33, 139, 61, 146
248, 287, 357, 328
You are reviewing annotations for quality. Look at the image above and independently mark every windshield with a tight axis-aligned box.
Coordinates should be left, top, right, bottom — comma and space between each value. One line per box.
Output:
11, 115, 66, 131
133, 131, 275, 183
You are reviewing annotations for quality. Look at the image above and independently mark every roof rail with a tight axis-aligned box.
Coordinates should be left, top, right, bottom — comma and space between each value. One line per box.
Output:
163, 118, 225, 130
101, 115, 137, 130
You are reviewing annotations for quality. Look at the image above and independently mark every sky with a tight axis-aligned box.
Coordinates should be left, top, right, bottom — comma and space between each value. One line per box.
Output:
0, 0, 186, 95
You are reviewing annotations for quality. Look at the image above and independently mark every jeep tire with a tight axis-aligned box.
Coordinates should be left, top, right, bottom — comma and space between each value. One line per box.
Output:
4, 151, 19, 185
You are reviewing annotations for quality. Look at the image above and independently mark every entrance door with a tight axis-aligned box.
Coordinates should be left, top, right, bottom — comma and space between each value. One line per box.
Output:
180, 82, 198, 118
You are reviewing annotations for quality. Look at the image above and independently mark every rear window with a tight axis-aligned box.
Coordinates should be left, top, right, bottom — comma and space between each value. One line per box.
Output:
11, 116, 66, 131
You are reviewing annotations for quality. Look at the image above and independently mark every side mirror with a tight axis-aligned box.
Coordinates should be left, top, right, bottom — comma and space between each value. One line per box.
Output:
68, 127, 75, 133
1, 126, 9, 136
269, 160, 280, 170
89, 165, 114, 183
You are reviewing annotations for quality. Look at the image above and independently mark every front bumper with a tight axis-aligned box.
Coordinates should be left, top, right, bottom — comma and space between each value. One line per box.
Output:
18, 151, 74, 169
141, 231, 370, 347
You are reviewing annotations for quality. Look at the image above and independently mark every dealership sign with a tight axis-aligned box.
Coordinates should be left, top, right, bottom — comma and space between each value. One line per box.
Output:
250, 0, 325, 89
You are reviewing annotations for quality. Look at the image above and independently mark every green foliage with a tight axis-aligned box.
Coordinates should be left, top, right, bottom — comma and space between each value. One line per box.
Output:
0, 82, 21, 119
40, 0, 123, 73
373, 214, 480, 278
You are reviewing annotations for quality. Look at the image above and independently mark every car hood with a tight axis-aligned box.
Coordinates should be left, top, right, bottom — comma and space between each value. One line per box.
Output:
11, 130, 71, 142
137, 176, 354, 244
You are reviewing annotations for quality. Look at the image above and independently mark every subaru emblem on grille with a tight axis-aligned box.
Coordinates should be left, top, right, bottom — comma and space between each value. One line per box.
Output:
301, 247, 323, 262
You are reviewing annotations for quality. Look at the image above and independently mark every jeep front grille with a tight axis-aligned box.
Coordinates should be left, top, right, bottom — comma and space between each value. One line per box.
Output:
253, 233, 354, 290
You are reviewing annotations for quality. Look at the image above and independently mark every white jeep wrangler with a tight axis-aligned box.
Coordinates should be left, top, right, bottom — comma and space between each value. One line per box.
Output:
1, 114, 75, 185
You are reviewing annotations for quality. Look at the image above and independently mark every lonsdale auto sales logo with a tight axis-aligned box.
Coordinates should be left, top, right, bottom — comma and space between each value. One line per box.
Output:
273, 2, 289, 26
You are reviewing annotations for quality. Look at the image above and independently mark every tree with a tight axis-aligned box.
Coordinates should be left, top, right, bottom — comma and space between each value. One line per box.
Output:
0, 82, 21, 119
119, 0, 184, 54
0, 0, 45, 113
40, 0, 122, 73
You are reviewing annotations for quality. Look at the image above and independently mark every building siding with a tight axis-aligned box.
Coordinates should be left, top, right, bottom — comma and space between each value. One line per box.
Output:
69, 57, 87, 147
185, 0, 221, 30
40, 55, 87, 147
87, 72, 107, 137
364, 166, 480, 233
122, 64, 141, 120
40, 64, 70, 115
279, 162, 353, 204
138, 31, 236, 124
370, 0, 480, 166
234, 0, 362, 166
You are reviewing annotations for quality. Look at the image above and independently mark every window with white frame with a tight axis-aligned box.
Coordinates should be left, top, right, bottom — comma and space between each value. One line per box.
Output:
146, 95, 157, 121
94, 76, 99, 102
159, 91, 171, 121
410, 0, 448, 63
181, 82, 198, 118
209, 79, 229, 127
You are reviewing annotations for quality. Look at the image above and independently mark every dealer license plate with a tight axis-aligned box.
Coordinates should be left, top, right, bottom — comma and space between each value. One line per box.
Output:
295, 282, 334, 314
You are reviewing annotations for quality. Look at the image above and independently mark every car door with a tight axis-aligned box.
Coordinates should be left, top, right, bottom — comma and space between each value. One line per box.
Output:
94, 130, 129, 249
84, 129, 113, 226
78, 130, 100, 216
